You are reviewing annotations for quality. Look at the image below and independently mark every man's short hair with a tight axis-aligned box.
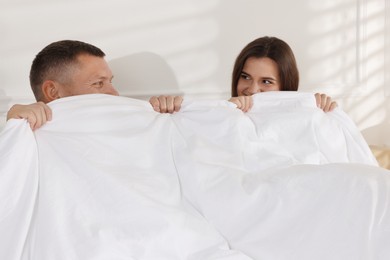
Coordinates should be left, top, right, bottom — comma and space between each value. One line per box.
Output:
29, 40, 105, 102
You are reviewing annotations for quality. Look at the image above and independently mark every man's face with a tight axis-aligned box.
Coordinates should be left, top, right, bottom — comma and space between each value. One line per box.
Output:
56, 54, 119, 98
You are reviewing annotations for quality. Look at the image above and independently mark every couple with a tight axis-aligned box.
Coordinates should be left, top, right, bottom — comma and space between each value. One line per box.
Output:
3, 38, 389, 260
7, 37, 337, 129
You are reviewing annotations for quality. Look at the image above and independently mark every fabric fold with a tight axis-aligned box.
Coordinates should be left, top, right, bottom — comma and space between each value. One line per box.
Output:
0, 93, 388, 260
0, 120, 39, 260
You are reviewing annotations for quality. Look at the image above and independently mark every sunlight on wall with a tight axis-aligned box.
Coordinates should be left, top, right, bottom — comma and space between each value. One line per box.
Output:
107, 0, 222, 97
386, 0, 390, 97
103, 16, 220, 95
305, 0, 386, 130
0, 0, 388, 134
0, 0, 222, 100
306, 0, 366, 94
306, 2, 358, 86
355, 1, 386, 127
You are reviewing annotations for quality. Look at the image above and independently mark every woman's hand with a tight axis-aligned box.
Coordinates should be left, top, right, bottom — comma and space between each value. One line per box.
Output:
314, 93, 338, 112
6, 102, 52, 130
149, 95, 183, 113
228, 96, 253, 112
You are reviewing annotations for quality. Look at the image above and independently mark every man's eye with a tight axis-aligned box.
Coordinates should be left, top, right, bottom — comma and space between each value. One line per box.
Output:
92, 81, 104, 87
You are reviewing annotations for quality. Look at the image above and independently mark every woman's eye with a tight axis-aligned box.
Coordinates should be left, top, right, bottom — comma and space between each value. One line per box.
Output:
263, 80, 272, 84
240, 74, 250, 80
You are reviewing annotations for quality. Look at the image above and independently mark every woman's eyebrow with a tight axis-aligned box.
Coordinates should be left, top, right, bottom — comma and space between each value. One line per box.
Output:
262, 76, 277, 81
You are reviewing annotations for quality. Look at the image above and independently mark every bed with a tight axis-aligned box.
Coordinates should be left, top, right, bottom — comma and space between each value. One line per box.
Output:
361, 123, 390, 170
370, 145, 390, 169
0, 91, 389, 260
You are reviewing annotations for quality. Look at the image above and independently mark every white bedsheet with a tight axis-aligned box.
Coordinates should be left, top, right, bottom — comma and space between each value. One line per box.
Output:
0, 92, 389, 260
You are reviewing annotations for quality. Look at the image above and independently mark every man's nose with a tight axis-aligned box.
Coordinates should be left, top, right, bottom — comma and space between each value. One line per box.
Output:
107, 86, 120, 96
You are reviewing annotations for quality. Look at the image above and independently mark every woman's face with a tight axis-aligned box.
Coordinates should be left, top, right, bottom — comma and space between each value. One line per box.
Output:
236, 57, 281, 96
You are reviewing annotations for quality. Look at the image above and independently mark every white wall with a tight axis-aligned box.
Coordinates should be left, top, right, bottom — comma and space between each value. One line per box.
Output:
0, 0, 389, 145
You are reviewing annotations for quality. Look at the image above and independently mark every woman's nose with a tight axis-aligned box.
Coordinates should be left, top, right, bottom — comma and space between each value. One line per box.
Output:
247, 82, 261, 95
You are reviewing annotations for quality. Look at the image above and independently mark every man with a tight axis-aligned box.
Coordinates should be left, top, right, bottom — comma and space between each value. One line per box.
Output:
8, 39, 185, 130
7, 40, 120, 130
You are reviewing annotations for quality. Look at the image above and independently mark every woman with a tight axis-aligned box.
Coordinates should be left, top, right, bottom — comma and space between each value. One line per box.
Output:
150, 36, 337, 113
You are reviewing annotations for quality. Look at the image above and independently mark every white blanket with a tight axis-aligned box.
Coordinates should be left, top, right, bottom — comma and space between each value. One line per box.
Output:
0, 92, 389, 260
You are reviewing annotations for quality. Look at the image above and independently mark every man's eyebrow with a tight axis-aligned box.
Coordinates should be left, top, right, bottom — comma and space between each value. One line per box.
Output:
95, 75, 114, 80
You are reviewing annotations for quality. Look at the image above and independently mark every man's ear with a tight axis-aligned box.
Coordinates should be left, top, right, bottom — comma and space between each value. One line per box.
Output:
42, 80, 60, 102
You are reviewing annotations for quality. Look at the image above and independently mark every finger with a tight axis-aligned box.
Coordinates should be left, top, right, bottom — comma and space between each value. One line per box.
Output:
6, 104, 20, 121
236, 97, 244, 110
34, 106, 44, 129
39, 102, 53, 121
228, 97, 242, 108
38, 103, 49, 126
245, 96, 253, 112
332, 101, 338, 109
173, 96, 183, 112
158, 96, 167, 113
31, 103, 53, 130
237, 98, 244, 110
241, 97, 249, 112
166, 96, 175, 113
329, 101, 338, 112
314, 93, 321, 108
320, 94, 328, 109
26, 111, 38, 131
149, 97, 161, 112
323, 97, 332, 112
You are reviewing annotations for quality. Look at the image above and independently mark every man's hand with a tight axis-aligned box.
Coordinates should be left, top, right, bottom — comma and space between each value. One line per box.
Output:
228, 96, 253, 112
149, 96, 183, 113
314, 93, 338, 112
6, 102, 52, 130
